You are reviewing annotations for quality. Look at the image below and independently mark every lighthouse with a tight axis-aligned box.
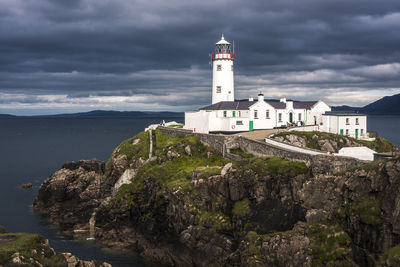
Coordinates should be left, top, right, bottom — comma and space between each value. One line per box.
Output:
211, 35, 235, 104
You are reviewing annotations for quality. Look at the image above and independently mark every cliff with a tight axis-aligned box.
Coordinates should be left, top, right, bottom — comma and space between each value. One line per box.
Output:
33, 129, 400, 266
0, 226, 110, 266
272, 131, 397, 153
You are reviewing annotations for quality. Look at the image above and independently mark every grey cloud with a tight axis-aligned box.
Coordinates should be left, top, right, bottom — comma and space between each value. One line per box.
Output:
1, 0, 400, 114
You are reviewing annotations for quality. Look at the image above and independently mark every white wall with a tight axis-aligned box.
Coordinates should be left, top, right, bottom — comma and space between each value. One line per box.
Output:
249, 102, 277, 129
307, 101, 331, 126
322, 115, 367, 139
185, 110, 250, 133
184, 110, 210, 133
212, 59, 234, 104
338, 147, 375, 161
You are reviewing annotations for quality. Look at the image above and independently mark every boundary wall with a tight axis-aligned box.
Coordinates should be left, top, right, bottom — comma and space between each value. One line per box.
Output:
158, 127, 367, 175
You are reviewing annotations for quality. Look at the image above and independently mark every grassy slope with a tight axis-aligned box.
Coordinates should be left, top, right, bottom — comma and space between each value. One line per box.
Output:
0, 227, 66, 266
273, 131, 397, 153
109, 130, 308, 235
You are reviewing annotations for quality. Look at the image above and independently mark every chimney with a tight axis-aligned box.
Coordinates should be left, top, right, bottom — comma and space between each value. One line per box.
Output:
249, 95, 254, 101
258, 92, 264, 102
280, 96, 286, 103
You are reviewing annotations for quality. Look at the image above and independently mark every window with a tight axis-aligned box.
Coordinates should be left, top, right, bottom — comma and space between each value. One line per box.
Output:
231, 65, 234, 71
278, 113, 282, 122
298, 113, 302, 121
346, 129, 349, 135
346, 118, 350, 125
238, 111, 241, 117
356, 118, 359, 125
266, 110, 270, 119
216, 86, 221, 93
217, 65, 222, 71
254, 110, 258, 119
361, 129, 364, 135
223, 111, 227, 117
236, 120, 243, 125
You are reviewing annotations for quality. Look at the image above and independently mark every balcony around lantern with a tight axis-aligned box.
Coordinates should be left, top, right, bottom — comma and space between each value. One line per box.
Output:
211, 53, 235, 60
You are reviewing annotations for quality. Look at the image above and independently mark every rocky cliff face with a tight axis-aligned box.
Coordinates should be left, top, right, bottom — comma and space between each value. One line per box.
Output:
33, 129, 400, 266
272, 130, 397, 153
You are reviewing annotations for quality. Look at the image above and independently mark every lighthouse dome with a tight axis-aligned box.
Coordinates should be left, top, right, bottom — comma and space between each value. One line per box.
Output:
216, 34, 230, 45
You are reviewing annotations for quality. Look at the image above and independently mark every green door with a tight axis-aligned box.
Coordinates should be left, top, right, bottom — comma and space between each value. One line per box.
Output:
340, 129, 344, 135
355, 129, 358, 139
249, 120, 254, 131
232, 111, 236, 117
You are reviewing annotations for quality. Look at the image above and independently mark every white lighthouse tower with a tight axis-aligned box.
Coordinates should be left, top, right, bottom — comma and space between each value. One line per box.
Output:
211, 35, 235, 104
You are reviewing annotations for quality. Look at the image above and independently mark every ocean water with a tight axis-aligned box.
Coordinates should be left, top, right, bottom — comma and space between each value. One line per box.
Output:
367, 115, 400, 147
0, 117, 182, 267
0, 115, 398, 266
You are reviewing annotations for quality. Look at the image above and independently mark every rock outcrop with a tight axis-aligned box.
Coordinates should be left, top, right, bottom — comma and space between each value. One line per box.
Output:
271, 130, 397, 153
0, 226, 110, 266
33, 129, 400, 266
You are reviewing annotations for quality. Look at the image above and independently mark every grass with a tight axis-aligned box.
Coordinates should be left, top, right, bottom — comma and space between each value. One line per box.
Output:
233, 198, 251, 217
113, 130, 229, 210
273, 130, 397, 153
336, 195, 382, 225
229, 148, 254, 158
103, 131, 150, 177
0, 232, 66, 266
359, 132, 398, 153
234, 156, 308, 178
196, 211, 232, 232
350, 196, 382, 225
306, 223, 353, 266
241, 223, 353, 267
167, 124, 183, 128
379, 244, 400, 266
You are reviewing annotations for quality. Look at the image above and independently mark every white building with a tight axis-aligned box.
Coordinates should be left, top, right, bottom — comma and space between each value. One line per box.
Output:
184, 35, 332, 134
321, 111, 367, 139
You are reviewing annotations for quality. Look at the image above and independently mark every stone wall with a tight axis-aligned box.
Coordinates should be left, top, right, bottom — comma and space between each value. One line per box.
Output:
158, 126, 367, 174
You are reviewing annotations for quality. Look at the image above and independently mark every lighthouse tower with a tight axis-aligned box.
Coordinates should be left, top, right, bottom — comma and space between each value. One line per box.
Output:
211, 35, 235, 104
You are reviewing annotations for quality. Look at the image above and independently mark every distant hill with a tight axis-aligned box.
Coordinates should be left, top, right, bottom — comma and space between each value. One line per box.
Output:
332, 93, 400, 115
0, 110, 184, 118
0, 114, 16, 118
362, 93, 400, 115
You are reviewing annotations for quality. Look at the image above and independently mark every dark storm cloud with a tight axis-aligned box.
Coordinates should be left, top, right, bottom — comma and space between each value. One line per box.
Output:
1, 0, 400, 114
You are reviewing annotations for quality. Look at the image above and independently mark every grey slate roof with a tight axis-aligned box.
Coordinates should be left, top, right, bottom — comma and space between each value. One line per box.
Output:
267, 101, 286, 109
200, 99, 318, 110
200, 101, 256, 110
323, 111, 366, 116
293, 101, 318, 109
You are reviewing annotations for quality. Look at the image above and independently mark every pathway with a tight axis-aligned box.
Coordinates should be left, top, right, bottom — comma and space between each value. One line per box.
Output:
264, 138, 326, 156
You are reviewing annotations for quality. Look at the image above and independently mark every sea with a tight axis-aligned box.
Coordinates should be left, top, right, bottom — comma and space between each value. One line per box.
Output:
0, 115, 398, 266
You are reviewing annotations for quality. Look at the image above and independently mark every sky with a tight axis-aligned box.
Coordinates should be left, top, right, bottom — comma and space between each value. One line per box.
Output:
1, 0, 400, 115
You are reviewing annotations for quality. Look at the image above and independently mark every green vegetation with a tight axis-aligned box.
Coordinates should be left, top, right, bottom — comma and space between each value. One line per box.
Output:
306, 223, 353, 266
113, 130, 228, 207
350, 196, 382, 225
0, 231, 66, 266
197, 211, 232, 232
242, 223, 353, 267
235, 156, 308, 177
0, 226, 6, 234
359, 132, 397, 153
336, 195, 382, 225
379, 244, 400, 266
273, 130, 397, 153
104, 131, 150, 177
229, 148, 254, 158
233, 198, 251, 217
167, 124, 183, 128
114, 131, 150, 161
